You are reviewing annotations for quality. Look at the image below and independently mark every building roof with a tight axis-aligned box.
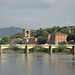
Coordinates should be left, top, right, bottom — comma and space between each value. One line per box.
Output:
54, 33, 68, 35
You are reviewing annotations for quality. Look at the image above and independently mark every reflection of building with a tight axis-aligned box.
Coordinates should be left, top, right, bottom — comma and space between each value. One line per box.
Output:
23, 29, 30, 38
47, 33, 68, 44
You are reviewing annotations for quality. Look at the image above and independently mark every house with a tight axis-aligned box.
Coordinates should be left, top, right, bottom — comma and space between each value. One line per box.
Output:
22, 37, 37, 44
47, 33, 68, 44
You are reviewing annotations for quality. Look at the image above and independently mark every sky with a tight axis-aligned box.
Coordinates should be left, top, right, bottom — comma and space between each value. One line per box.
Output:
0, 0, 75, 29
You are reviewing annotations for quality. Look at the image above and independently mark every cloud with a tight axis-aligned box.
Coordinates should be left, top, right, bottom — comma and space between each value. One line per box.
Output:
0, 0, 55, 9
0, 0, 75, 9
13, 17, 37, 21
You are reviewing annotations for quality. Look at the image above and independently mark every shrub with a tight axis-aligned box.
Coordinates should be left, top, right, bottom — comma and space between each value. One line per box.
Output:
53, 46, 67, 52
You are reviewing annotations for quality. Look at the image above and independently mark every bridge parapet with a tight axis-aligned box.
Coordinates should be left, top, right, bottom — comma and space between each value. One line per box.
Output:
0, 44, 75, 54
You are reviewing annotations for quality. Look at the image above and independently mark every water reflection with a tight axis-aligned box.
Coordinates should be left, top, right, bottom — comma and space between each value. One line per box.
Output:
0, 53, 75, 75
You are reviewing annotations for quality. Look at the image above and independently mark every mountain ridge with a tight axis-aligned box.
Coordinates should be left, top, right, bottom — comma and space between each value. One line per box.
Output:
0, 27, 23, 38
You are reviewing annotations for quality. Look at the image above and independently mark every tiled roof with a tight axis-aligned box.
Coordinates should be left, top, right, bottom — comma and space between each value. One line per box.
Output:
54, 33, 68, 35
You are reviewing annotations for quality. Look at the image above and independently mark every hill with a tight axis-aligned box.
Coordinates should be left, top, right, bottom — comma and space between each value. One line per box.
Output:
0, 27, 23, 38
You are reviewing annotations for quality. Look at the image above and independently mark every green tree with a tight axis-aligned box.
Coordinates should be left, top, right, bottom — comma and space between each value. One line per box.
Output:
11, 32, 24, 38
60, 26, 68, 34
42, 31, 49, 37
67, 33, 75, 43
37, 36, 47, 44
2, 36, 10, 44
45, 28, 53, 34
0, 40, 5, 44
15, 40, 22, 44
36, 28, 45, 37
31, 30, 36, 37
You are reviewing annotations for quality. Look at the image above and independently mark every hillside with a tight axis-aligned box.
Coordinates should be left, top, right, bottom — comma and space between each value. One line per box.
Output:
0, 27, 23, 38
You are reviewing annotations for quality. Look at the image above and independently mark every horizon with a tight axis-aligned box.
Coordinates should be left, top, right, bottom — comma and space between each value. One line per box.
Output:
0, 25, 74, 30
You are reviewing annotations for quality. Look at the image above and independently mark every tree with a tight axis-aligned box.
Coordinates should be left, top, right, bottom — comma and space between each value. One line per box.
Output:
60, 26, 68, 34
2, 36, 10, 44
37, 36, 47, 44
45, 28, 53, 34
36, 28, 45, 37
31, 30, 36, 37
11, 33, 24, 38
67, 33, 75, 43
42, 31, 49, 37
15, 40, 22, 44
0, 40, 5, 44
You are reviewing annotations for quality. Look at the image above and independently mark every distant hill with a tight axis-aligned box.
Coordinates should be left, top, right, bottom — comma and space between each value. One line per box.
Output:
0, 27, 23, 38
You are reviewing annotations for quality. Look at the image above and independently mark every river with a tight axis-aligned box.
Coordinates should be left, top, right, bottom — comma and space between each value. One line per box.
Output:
0, 52, 75, 75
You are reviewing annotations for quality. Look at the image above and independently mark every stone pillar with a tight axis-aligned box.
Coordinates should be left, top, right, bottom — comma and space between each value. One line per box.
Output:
72, 45, 75, 55
0, 45, 2, 54
24, 45, 29, 54
48, 45, 52, 54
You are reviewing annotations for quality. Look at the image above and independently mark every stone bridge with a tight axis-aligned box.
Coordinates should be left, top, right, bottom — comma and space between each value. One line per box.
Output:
0, 44, 75, 54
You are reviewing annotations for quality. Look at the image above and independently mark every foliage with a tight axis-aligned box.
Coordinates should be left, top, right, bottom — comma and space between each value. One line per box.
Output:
3, 46, 24, 51
32, 46, 48, 52
0, 36, 10, 44
31, 26, 71, 38
36, 28, 45, 37
58, 41, 67, 45
60, 26, 69, 34
31, 30, 36, 37
53, 46, 67, 52
11, 32, 24, 38
37, 36, 47, 44
42, 31, 49, 37
15, 40, 22, 44
0, 40, 5, 44
67, 33, 75, 43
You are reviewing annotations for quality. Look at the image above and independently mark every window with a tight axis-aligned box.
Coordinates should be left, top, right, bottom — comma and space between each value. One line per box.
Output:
62, 36, 63, 38
57, 36, 58, 38
26, 31, 29, 34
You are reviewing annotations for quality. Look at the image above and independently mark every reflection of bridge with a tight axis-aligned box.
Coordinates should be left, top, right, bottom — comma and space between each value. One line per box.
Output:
0, 44, 75, 54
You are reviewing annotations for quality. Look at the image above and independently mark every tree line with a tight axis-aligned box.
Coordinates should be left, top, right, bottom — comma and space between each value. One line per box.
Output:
0, 26, 75, 44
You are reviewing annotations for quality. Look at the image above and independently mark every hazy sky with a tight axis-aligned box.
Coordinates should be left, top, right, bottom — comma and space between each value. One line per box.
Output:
0, 0, 75, 29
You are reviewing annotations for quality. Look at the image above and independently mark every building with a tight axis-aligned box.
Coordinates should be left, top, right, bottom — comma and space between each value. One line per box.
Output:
47, 33, 68, 44
28, 37, 37, 44
23, 29, 30, 38
22, 37, 37, 44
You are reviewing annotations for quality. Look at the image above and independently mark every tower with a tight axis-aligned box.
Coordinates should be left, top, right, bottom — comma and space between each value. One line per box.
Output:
23, 29, 30, 38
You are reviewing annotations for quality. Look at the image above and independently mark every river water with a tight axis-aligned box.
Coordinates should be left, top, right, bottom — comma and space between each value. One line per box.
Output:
0, 52, 75, 75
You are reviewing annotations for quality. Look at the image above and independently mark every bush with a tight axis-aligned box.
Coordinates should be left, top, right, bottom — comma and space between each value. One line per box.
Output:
32, 46, 48, 52
53, 46, 67, 52
3, 46, 24, 51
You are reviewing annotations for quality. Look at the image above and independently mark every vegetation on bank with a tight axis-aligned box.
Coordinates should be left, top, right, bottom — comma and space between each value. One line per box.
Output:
53, 46, 70, 52
3, 45, 71, 53
3, 46, 24, 52
30, 46, 48, 52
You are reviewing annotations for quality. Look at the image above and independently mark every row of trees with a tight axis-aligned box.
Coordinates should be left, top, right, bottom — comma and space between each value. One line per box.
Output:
0, 26, 75, 44
31, 26, 75, 44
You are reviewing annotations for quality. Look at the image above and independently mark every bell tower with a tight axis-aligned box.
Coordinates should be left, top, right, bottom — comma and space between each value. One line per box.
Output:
23, 29, 30, 38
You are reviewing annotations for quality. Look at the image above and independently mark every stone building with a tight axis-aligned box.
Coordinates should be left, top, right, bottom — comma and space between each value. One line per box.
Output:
23, 29, 30, 38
